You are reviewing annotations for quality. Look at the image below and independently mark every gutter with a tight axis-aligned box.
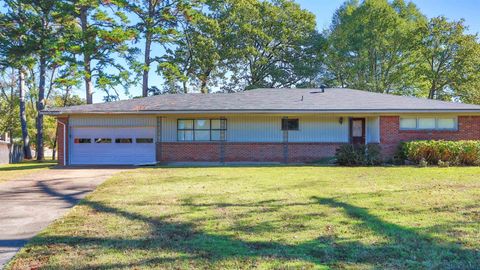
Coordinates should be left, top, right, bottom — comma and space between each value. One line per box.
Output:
42, 109, 480, 115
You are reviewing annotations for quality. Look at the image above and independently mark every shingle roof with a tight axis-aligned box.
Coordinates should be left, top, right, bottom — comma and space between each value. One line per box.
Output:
43, 88, 480, 115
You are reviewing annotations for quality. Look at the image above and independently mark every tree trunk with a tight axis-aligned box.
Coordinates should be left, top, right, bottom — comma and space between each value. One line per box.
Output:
200, 79, 208, 94
143, 33, 152, 97
200, 70, 211, 94
428, 81, 436, 99
36, 55, 46, 160
52, 135, 57, 160
80, 6, 93, 104
19, 69, 32, 159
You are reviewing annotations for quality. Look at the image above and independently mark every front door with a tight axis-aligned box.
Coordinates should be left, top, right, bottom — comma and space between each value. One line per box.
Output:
350, 118, 366, 145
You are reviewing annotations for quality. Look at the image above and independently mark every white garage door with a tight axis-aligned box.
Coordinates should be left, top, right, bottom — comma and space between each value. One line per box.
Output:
70, 127, 156, 165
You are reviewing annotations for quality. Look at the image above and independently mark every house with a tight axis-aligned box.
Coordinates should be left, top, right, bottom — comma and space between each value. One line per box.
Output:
0, 133, 11, 164
43, 88, 480, 166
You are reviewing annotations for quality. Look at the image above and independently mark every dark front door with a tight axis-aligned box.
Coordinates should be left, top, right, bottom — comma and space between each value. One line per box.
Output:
350, 118, 366, 145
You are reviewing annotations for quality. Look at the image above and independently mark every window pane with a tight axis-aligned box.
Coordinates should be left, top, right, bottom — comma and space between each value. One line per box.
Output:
418, 118, 436, 129
282, 119, 299, 130
352, 120, 363, 137
195, 119, 210, 129
136, 138, 153, 143
95, 138, 112, 143
115, 138, 132, 143
177, 131, 184, 141
74, 138, 91, 144
400, 118, 416, 129
211, 119, 227, 130
437, 118, 456, 129
211, 119, 221, 129
289, 119, 299, 130
177, 131, 193, 141
211, 130, 222, 141
194, 130, 210, 141
178, 120, 193, 130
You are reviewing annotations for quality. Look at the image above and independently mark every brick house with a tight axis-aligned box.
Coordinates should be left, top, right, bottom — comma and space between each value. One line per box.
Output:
43, 88, 480, 165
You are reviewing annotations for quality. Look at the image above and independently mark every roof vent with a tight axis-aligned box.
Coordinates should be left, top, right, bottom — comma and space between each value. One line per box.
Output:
310, 84, 327, 94
320, 84, 326, 93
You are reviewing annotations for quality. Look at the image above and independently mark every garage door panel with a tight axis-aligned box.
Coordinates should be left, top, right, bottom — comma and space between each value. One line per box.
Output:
70, 127, 156, 165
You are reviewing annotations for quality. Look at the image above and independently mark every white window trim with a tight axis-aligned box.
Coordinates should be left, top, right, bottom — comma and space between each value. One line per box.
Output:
399, 117, 458, 131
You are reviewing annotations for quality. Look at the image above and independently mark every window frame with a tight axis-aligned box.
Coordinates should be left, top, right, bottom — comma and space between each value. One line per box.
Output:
115, 138, 133, 144
417, 117, 437, 130
177, 119, 227, 142
74, 138, 92, 144
399, 117, 458, 131
136, 138, 154, 144
281, 118, 299, 131
94, 138, 112, 144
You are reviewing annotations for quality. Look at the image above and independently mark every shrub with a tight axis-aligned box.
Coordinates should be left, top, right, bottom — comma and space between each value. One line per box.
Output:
438, 160, 450, 168
400, 140, 480, 166
419, 158, 428, 167
335, 144, 382, 166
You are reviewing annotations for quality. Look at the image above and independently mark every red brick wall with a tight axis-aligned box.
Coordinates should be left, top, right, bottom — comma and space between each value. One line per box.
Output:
157, 142, 344, 163
158, 142, 221, 162
56, 117, 69, 166
225, 143, 284, 162
288, 143, 343, 163
380, 116, 480, 158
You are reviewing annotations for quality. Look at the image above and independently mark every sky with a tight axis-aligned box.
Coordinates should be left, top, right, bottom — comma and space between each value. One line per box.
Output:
88, 0, 480, 103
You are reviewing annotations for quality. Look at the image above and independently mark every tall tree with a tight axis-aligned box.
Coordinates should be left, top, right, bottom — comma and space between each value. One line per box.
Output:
18, 69, 33, 158
0, 0, 37, 159
418, 16, 480, 101
28, 0, 74, 160
159, 0, 234, 94
235, 0, 321, 91
160, 0, 322, 93
118, 0, 195, 97
71, 0, 136, 103
0, 69, 20, 142
324, 0, 425, 94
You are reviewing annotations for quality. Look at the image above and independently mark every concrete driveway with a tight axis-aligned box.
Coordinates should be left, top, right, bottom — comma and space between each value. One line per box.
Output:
0, 167, 128, 269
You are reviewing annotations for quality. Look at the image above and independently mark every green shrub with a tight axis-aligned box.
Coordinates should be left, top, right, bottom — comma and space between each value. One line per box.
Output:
335, 144, 382, 166
400, 140, 480, 166
438, 160, 450, 168
419, 158, 428, 167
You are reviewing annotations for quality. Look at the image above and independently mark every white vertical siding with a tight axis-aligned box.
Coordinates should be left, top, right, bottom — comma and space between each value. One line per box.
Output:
227, 115, 283, 142
288, 115, 349, 143
72, 114, 376, 143
70, 116, 156, 127
161, 117, 177, 141
366, 116, 380, 143
160, 115, 349, 143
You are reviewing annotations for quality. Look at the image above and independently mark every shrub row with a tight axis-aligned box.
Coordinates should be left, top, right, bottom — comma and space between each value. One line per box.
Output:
335, 144, 382, 166
400, 140, 480, 166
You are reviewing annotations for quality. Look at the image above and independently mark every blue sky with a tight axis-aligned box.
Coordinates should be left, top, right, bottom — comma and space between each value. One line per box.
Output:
89, 0, 480, 103
297, 0, 480, 33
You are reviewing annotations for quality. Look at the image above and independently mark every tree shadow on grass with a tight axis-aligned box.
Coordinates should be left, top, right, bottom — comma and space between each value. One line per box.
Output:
13, 182, 480, 269
0, 162, 54, 172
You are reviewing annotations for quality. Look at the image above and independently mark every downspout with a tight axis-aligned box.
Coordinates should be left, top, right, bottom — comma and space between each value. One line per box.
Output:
57, 120, 66, 166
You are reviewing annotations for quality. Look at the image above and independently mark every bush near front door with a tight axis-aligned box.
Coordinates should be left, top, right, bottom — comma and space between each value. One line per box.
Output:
335, 144, 382, 166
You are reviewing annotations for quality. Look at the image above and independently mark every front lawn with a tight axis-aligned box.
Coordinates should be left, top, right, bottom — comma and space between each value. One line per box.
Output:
0, 160, 56, 183
7, 167, 480, 269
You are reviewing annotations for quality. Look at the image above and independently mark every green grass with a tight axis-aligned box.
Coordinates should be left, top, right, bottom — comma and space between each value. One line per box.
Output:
0, 160, 56, 183
7, 166, 480, 269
